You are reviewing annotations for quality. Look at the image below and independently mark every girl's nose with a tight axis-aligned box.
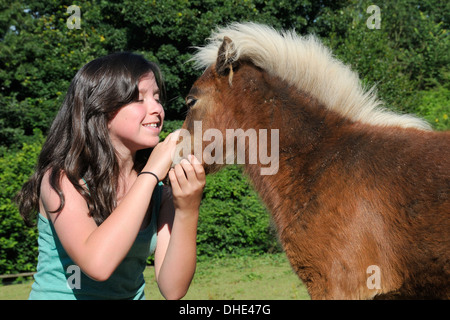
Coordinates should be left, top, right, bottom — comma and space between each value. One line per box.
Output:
146, 99, 164, 120
146, 98, 163, 113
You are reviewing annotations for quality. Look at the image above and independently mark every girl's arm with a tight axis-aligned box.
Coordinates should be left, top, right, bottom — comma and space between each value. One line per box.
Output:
154, 155, 205, 300
40, 132, 179, 281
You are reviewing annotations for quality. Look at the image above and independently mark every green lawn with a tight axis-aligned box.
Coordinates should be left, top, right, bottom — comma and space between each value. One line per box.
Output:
0, 253, 310, 300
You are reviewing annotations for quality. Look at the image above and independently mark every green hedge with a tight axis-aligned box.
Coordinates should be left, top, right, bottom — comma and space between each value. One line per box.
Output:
197, 165, 280, 259
0, 131, 44, 276
416, 85, 450, 131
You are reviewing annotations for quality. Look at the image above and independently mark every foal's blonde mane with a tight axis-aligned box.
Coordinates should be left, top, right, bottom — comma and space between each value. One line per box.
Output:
191, 22, 431, 130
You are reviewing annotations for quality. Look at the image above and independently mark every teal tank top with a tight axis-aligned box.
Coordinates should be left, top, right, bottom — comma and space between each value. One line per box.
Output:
29, 182, 163, 300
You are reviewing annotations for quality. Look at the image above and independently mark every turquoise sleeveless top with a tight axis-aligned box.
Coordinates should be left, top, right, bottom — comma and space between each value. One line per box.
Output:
29, 182, 163, 300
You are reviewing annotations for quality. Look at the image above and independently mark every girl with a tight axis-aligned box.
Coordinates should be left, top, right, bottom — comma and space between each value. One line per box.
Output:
16, 52, 205, 300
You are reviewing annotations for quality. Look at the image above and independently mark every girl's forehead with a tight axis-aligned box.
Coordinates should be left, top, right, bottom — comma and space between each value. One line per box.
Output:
138, 72, 159, 92
139, 72, 157, 89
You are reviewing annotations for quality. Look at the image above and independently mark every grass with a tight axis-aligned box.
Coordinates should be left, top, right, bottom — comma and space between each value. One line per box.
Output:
0, 253, 310, 300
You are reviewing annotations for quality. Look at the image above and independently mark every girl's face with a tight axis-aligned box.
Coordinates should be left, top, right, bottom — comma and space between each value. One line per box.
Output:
108, 72, 164, 156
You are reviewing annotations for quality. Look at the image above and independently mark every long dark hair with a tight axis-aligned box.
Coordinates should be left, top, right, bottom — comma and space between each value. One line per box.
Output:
16, 52, 165, 226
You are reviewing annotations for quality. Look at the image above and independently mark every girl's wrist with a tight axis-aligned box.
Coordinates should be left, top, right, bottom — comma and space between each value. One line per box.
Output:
137, 171, 160, 184
174, 208, 200, 221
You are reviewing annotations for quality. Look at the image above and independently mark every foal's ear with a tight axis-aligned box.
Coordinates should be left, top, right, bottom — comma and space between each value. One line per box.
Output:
216, 36, 238, 77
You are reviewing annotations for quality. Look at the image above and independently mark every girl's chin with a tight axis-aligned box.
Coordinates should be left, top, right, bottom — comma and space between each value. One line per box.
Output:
144, 136, 161, 148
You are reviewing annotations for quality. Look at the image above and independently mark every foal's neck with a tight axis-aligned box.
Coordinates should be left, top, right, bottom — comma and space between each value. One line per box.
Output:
239, 82, 351, 228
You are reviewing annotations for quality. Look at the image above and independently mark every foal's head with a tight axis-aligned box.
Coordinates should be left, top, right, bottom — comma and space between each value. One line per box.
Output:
180, 37, 282, 173
184, 37, 267, 131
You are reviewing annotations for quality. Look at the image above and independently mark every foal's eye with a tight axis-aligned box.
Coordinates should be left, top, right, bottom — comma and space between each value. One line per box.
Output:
186, 96, 197, 109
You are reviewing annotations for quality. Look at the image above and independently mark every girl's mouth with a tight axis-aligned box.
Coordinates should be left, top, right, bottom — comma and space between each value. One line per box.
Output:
142, 116, 162, 130
142, 122, 160, 128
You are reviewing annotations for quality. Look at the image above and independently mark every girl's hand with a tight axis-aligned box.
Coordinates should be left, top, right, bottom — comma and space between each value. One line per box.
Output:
143, 130, 181, 181
168, 155, 205, 213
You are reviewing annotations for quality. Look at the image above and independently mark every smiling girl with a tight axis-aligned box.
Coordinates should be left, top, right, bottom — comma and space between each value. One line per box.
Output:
16, 52, 205, 300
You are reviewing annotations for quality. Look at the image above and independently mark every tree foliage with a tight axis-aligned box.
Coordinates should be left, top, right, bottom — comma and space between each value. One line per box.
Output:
0, 0, 448, 275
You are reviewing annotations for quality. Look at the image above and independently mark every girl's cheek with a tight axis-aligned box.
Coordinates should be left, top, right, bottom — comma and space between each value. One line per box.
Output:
130, 103, 148, 119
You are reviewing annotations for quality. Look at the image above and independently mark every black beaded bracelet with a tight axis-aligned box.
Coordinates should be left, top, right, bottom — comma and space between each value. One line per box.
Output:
137, 171, 160, 184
